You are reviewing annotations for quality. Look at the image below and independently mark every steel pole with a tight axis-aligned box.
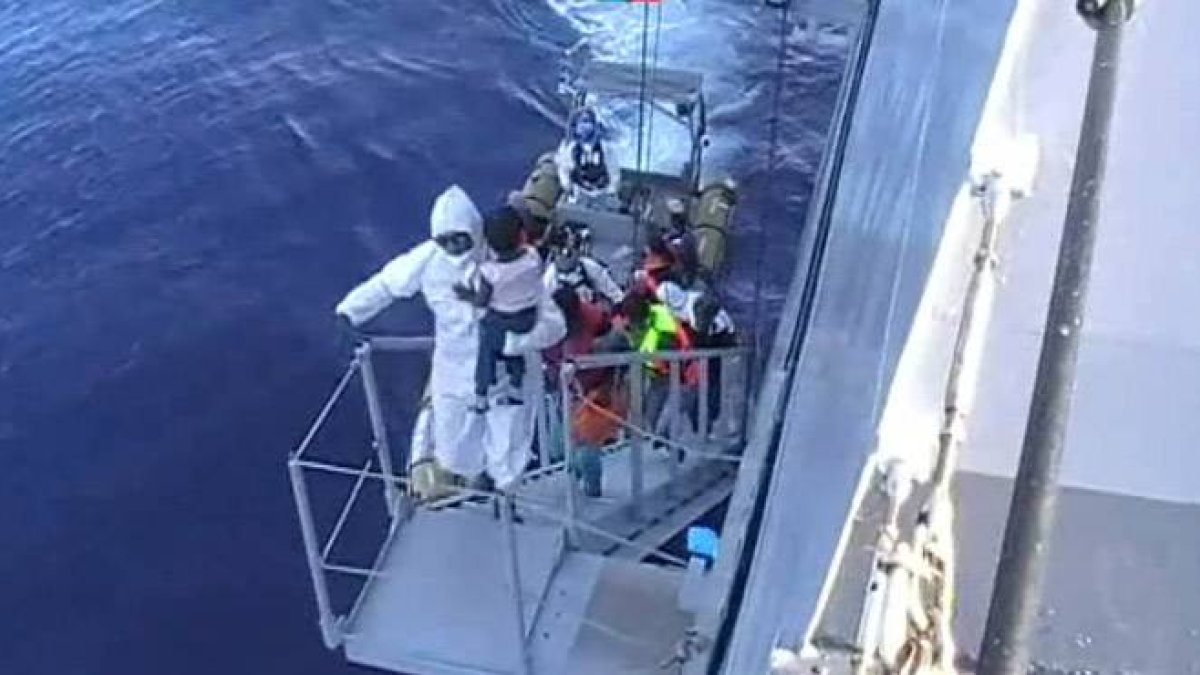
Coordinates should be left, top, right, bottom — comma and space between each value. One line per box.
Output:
288, 459, 341, 649
559, 368, 579, 546
667, 360, 682, 485
977, 3, 1133, 672
357, 343, 400, 516
500, 493, 532, 675
629, 365, 646, 518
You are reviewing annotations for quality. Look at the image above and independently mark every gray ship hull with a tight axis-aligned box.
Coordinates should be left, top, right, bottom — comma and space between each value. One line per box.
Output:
701, 1, 1200, 673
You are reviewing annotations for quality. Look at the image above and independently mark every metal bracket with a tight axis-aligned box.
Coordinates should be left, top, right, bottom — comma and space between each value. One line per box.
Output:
1077, 0, 1140, 30
970, 132, 1039, 201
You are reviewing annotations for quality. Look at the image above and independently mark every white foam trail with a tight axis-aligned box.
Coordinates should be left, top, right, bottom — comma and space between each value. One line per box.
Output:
281, 113, 317, 150
545, 0, 751, 184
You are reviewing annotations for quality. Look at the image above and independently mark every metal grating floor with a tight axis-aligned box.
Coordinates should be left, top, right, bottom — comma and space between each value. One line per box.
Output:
343, 508, 563, 675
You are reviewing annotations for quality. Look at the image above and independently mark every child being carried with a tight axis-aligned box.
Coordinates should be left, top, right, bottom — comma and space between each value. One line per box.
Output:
454, 206, 543, 413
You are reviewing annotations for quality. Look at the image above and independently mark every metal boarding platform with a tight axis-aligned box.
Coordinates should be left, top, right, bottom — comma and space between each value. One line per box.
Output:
287, 336, 749, 674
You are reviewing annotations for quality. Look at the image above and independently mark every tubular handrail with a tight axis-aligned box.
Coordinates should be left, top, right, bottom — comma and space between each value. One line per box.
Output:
566, 390, 743, 464
322, 562, 389, 579
296, 453, 698, 568
293, 457, 407, 487
359, 331, 744, 367
364, 334, 436, 352
571, 345, 746, 369
320, 457, 375, 562
511, 493, 692, 568
356, 343, 401, 515
291, 358, 362, 461
289, 330, 751, 666
344, 493, 408, 631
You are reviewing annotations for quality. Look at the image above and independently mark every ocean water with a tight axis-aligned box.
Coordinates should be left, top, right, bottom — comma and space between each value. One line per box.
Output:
0, 1, 844, 672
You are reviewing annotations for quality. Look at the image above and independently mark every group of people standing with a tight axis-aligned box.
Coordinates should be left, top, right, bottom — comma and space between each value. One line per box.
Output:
335, 168, 736, 501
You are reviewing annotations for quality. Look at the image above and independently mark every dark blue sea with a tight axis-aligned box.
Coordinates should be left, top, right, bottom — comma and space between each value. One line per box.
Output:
0, 1, 845, 672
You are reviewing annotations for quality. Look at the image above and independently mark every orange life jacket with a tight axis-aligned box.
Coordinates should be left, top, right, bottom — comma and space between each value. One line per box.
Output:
572, 385, 628, 447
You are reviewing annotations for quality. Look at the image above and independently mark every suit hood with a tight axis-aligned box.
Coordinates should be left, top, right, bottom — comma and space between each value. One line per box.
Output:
429, 185, 482, 240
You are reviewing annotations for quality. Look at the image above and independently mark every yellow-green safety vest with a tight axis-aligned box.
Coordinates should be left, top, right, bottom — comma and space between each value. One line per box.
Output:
638, 304, 680, 374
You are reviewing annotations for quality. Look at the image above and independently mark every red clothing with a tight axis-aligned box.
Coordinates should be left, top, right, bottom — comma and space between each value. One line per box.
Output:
564, 300, 608, 359
547, 299, 611, 391
639, 251, 674, 295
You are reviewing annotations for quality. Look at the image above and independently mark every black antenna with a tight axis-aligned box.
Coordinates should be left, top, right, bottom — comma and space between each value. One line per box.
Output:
977, 1, 1137, 672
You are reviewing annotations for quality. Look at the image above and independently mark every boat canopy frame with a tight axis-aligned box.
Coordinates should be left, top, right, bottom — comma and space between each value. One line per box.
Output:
562, 57, 709, 193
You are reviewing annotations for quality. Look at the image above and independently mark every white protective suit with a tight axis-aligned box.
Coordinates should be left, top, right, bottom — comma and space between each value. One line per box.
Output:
336, 185, 566, 488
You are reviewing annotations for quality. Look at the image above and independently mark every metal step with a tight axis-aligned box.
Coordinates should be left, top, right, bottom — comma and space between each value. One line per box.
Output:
514, 442, 738, 556
611, 471, 735, 562
530, 553, 692, 675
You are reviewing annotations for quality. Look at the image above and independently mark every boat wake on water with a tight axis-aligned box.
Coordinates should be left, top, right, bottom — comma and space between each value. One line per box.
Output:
281, 2, 864, 674
546, 0, 754, 182
542, 0, 848, 325
0, 1, 851, 673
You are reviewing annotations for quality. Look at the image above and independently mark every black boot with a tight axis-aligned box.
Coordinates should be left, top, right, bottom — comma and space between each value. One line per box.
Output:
491, 496, 523, 524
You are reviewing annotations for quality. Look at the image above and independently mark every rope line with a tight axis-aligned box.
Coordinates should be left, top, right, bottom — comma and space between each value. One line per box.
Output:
634, 0, 651, 176
864, 3, 963, 669
630, 0, 654, 255
565, 380, 742, 464
749, 1, 792, 388
645, 0, 664, 176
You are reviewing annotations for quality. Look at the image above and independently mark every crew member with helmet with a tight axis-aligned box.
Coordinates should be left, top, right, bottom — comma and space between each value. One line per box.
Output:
663, 198, 702, 287
543, 225, 625, 310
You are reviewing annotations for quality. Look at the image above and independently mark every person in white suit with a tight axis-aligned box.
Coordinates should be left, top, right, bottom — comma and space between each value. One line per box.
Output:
335, 185, 564, 489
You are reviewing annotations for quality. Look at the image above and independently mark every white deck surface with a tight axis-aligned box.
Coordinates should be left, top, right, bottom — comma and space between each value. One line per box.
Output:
948, 2, 1200, 668
341, 443, 730, 674
343, 503, 694, 675
963, 0, 1200, 506
344, 508, 562, 674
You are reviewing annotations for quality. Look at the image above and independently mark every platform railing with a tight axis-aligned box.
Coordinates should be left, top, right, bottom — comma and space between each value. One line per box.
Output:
286, 338, 431, 649
556, 346, 748, 541
287, 334, 749, 670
